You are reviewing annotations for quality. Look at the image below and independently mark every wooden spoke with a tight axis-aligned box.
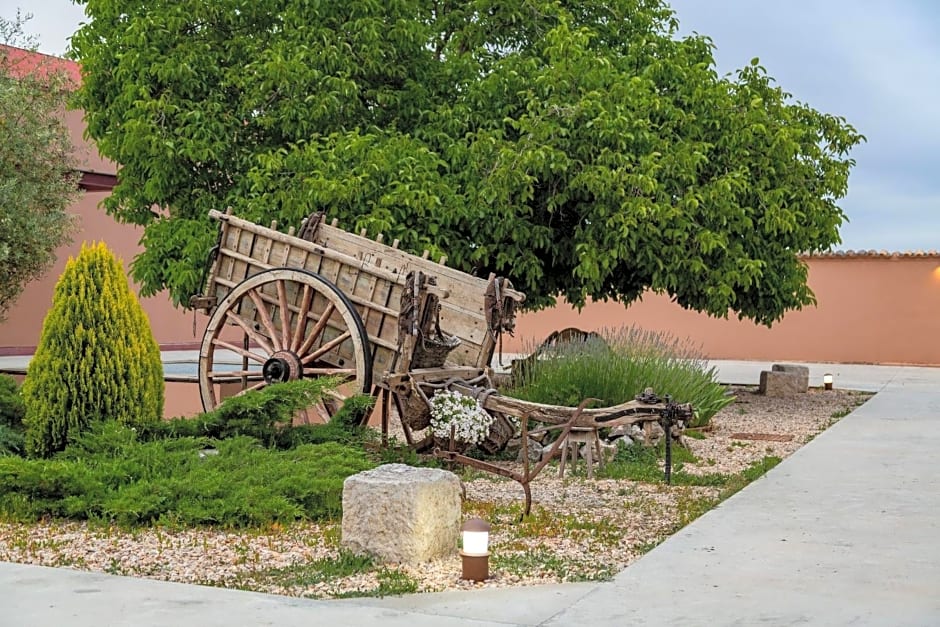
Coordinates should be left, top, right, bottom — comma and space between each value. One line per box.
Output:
276, 279, 291, 349
240, 380, 268, 394
290, 284, 314, 352
199, 268, 372, 414
301, 330, 351, 364
210, 338, 267, 364
302, 367, 356, 377
224, 310, 274, 355
207, 369, 263, 380
247, 287, 282, 351
296, 302, 335, 356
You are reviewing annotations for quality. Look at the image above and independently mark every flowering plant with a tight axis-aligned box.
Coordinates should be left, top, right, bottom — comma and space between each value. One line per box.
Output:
428, 390, 495, 446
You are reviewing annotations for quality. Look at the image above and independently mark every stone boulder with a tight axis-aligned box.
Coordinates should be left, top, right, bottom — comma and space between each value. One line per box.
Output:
341, 464, 462, 564
759, 364, 809, 396
772, 363, 809, 390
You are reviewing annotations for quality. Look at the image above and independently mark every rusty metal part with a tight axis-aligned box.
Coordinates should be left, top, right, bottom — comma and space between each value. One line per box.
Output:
434, 398, 598, 518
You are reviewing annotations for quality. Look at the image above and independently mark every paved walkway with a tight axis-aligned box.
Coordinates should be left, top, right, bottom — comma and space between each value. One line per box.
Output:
2, 361, 939, 626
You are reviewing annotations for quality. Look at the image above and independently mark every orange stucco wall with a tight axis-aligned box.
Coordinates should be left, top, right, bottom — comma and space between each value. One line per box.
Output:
506, 256, 940, 366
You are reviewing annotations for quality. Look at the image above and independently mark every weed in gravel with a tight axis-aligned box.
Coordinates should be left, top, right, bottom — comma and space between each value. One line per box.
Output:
717, 456, 782, 501
634, 539, 663, 555
255, 550, 375, 588
674, 489, 719, 528
493, 549, 615, 582
371, 568, 420, 596
829, 408, 853, 421
105, 557, 123, 575
320, 523, 341, 547
600, 441, 729, 487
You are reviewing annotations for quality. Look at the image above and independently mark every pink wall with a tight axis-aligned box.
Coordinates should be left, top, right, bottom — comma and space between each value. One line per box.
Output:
507, 255, 940, 366
0, 186, 204, 352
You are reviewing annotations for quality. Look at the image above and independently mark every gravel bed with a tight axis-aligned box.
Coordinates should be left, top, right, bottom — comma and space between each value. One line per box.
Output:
0, 386, 870, 598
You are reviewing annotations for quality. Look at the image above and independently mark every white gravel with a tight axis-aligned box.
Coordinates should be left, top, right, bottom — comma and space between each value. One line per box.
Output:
0, 386, 869, 598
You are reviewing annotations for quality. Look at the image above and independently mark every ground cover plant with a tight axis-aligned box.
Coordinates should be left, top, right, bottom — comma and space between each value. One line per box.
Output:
0, 379, 377, 527
507, 326, 733, 426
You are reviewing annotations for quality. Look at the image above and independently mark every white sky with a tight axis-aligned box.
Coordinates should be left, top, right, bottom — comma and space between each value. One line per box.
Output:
3, 0, 938, 252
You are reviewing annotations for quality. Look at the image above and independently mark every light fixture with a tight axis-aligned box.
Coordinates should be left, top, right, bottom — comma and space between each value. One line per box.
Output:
823, 373, 833, 391
460, 517, 490, 582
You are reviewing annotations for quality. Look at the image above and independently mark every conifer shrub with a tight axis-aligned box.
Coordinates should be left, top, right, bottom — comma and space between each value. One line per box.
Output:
22, 242, 164, 457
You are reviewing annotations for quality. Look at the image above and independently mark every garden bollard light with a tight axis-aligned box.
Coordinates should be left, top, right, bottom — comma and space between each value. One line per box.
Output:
460, 517, 490, 582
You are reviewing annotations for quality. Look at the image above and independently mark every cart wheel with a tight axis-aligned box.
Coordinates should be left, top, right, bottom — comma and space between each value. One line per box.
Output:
198, 268, 372, 419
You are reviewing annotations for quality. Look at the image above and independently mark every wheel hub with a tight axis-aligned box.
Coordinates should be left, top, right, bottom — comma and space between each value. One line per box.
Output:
262, 350, 302, 383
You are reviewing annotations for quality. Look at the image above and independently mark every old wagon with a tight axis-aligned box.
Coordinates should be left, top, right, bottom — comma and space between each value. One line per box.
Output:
190, 209, 691, 462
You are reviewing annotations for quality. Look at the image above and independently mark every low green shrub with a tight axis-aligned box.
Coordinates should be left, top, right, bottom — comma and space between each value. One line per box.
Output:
0, 421, 375, 526
0, 375, 25, 429
507, 326, 733, 427
143, 379, 376, 449
0, 424, 24, 457
0, 375, 25, 456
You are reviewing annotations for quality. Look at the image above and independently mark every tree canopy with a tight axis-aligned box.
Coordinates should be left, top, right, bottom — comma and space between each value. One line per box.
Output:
0, 14, 78, 320
71, 0, 863, 325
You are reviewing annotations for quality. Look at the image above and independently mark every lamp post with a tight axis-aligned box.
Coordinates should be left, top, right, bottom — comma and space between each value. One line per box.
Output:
460, 517, 490, 582
823, 373, 833, 391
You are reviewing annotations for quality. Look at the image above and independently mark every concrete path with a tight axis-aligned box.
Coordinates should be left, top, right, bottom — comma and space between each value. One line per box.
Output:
2, 361, 939, 626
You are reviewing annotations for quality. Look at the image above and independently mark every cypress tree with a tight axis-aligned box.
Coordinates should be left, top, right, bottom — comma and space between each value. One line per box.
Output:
22, 242, 164, 457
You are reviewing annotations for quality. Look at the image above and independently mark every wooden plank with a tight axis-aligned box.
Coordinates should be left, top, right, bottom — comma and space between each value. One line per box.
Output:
309, 221, 524, 302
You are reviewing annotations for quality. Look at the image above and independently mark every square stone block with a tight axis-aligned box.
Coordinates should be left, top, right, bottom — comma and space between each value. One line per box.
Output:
771, 363, 809, 390
760, 370, 807, 396
341, 464, 462, 564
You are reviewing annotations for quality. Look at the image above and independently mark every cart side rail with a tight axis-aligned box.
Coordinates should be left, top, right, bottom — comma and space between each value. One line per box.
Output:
310, 217, 525, 368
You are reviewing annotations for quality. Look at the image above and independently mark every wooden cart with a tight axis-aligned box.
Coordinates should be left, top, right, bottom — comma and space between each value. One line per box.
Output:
191, 209, 690, 456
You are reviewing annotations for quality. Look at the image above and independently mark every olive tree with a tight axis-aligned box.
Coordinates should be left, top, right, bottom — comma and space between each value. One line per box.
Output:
71, 0, 863, 324
0, 13, 78, 319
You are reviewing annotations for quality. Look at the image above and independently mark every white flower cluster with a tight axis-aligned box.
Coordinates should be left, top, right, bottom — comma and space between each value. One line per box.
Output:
428, 390, 495, 446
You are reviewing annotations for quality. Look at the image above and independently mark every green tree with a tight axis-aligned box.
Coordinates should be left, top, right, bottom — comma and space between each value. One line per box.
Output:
0, 12, 78, 319
70, 0, 863, 325
22, 242, 164, 457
